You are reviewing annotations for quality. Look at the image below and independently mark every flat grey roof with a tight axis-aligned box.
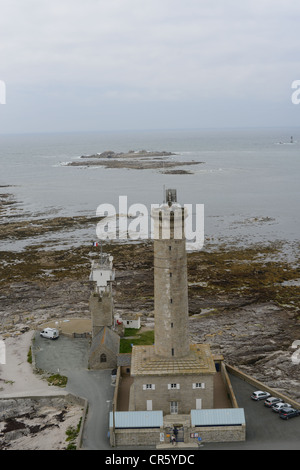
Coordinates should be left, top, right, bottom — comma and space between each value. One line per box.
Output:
109, 410, 163, 429
191, 408, 245, 427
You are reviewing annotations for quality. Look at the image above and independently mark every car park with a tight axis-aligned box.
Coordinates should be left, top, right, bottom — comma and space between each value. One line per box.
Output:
40, 327, 59, 340
272, 402, 292, 413
264, 397, 283, 407
251, 391, 271, 401
279, 408, 300, 420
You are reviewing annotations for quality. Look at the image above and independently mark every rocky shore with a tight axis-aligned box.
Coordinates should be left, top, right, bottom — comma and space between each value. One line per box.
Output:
1, 189, 300, 403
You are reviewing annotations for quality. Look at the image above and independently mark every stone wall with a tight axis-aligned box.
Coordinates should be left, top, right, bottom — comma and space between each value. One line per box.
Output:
111, 427, 161, 447
88, 343, 118, 370
187, 424, 246, 443
89, 291, 113, 337
111, 422, 245, 447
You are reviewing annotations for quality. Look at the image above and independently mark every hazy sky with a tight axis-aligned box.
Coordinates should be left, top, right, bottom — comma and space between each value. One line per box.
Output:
0, 0, 300, 133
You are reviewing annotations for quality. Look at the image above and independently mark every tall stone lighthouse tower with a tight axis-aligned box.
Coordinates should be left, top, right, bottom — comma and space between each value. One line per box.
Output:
152, 189, 190, 358
129, 189, 215, 415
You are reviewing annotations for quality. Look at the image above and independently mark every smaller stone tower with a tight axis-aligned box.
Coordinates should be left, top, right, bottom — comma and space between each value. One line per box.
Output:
89, 253, 115, 338
88, 251, 120, 370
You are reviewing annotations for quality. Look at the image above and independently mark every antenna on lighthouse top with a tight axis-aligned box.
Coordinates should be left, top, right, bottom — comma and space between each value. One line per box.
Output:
166, 188, 177, 206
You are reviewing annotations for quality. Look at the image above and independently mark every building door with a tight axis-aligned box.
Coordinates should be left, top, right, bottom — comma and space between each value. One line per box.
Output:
170, 401, 178, 414
174, 426, 184, 443
147, 400, 152, 411
196, 398, 202, 409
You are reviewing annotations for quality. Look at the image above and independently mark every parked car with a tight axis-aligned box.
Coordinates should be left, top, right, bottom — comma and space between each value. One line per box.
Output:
251, 391, 271, 401
272, 402, 292, 413
40, 327, 59, 340
279, 408, 300, 420
264, 397, 283, 407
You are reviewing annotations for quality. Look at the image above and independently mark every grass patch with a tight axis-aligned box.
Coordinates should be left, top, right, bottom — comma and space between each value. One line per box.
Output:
120, 329, 154, 353
47, 373, 68, 387
123, 328, 140, 337
65, 418, 82, 450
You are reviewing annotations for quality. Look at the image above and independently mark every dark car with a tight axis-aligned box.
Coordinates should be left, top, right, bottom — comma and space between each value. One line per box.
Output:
279, 408, 300, 420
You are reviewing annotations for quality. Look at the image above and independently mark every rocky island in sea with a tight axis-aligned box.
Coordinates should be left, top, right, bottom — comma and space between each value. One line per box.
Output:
66, 149, 204, 173
80, 149, 176, 158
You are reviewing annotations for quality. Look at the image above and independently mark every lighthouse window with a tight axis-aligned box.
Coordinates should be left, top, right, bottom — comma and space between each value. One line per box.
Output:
100, 353, 107, 363
169, 246, 171, 251
170, 272, 172, 278
170, 298, 173, 304
171, 322, 173, 328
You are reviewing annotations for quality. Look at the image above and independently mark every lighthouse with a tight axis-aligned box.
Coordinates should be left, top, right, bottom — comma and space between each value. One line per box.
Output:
129, 189, 216, 415
152, 189, 190, 358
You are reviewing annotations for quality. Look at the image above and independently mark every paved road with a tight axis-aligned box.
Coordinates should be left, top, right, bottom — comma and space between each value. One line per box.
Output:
34, 333, 300, 450
33, 333, 114, 450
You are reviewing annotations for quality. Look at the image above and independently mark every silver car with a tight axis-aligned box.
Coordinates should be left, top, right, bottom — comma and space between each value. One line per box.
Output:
251, 391, 271, 401
264, 397, 283, 407
272, 402, 292, 412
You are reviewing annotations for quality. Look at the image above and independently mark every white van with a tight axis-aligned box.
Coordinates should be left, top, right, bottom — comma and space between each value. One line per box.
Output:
40, 328, 59, 340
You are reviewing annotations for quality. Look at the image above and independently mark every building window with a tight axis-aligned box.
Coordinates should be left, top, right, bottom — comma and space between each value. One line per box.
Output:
170, 401, 178, 414
100, 353, 107, 363
171, 348, 174, 356
171, 322, 173, 328
170, 272, 172, 277
170, 298, 173, 304
143, 384, 155, 390
168, 383, 180, 390
192, 382, 205, 389
169, 246, 172, 251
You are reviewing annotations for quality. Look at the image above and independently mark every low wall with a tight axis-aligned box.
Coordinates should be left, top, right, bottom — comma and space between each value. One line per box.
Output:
112, 428, 161, 447
111, 422, 245, 447
221, 361, 239, 408
188, 424, 246, 443
226, 363, 300, 410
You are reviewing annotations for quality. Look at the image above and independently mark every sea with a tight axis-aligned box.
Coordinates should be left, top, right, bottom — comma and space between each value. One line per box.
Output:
0, 127, 299, 254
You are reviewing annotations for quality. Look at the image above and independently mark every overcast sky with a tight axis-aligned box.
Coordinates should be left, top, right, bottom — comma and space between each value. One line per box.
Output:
0, 0, 300, 134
